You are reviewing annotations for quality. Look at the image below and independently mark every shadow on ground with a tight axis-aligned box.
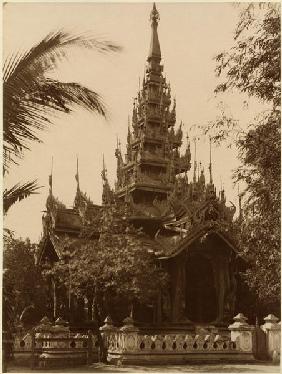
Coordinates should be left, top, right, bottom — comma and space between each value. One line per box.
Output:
6, 362, 280, 373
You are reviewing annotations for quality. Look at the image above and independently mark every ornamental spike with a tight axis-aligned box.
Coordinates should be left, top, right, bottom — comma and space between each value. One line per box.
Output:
209, 136, 213, 184
75, 155, 80, 191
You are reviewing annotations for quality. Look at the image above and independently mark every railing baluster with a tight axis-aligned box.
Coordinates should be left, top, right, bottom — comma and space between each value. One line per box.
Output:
87, 330, 93, 365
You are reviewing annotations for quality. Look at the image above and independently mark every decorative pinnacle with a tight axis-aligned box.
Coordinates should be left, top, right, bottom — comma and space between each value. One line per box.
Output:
148, 3, 161, 60
101, 154, 107, 181
150, 3, 160, 23
75, 155, 80, 190
49, 156, 53, 195
186, 132, 189, 146
209, 136, 213, 184
193, 137, 197, 183
127, 115, 130, 128
238, 183, 243, 221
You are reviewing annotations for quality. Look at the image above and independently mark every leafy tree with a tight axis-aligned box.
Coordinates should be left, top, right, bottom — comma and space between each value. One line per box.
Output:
46, 202, 168, 322
210, 3, 280, 312
44, 202, 168, 360
3, 30, 120, 212
3, 233, 49, 329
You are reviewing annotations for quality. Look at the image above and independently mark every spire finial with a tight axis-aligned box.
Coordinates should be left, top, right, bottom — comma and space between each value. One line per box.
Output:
193, 137, 197, 183
75, 155, 80, 191
148, 3, 161, 61
101, 154, 107, 181
209, 136, 213, 184
49, 156, 53, 195
150, 3, 160, 24
238, 183, 243, 222
186, 132, 189, 145
127, 116, 131, 144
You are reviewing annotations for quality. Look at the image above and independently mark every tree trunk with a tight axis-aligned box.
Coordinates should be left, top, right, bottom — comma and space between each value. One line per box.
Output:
87, 294, 93, 320
93, 297, 107, 363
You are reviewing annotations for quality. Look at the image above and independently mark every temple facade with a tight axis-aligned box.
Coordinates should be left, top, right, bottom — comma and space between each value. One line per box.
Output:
38, 4, 240, 329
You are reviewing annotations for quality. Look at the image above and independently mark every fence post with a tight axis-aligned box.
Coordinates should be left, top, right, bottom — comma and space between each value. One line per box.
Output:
254, 318, 267, 360
30, 328, 35, 370
87, 330, 93, 365
261, 314, 281, 363
120, 316, 139, 352
100, 316, 115, 349
228, 313, 255, 358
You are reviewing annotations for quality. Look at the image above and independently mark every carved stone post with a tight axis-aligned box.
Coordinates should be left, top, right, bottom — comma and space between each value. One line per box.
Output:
228, 313, 255, 358
99, 316, 117, 362
100, 316, 115, 350
119, 316, 140, 358
38, 317, 70, 368
261, 314, 281, 362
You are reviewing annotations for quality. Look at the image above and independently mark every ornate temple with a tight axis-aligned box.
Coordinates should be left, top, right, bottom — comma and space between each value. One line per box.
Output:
38, 4, 240, 328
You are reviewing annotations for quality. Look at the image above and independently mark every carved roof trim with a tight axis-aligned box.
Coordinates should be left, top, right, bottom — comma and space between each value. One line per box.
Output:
158, 224, 238, 260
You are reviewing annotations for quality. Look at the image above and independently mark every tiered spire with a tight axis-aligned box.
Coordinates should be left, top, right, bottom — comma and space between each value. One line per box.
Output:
115, 3, 191, 204
73, 156, 83, 209
101, 155, 114, 205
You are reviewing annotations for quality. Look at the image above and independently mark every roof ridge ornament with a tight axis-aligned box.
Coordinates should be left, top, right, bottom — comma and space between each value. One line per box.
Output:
49, 156, 53, 196
209, 136, 213, 184
193, 137, 197, 183
148, 3, 161, 61
75, 155, 80, 191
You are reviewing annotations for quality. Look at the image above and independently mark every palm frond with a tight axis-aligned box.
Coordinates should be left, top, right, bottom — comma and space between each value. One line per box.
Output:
4, 31, 121, 82
3, 180, 41, 214
3, 30, 121, 174
32, 78, 107, 116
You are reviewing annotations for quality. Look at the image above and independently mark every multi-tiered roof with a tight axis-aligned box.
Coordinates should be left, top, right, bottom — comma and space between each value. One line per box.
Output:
115, 4, 191, 204
39, 3, 238, 264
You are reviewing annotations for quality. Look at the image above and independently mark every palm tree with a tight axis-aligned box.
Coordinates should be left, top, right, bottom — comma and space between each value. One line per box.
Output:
3, 31, 121, 213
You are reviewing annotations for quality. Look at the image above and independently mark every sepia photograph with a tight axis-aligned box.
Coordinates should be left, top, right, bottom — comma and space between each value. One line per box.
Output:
2, 1, 281, 373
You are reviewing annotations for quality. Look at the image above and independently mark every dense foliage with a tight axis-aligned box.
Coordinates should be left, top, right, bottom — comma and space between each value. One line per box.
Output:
3, 233, 48, 330
213, 3, 280, 309
45, 202, 168, 324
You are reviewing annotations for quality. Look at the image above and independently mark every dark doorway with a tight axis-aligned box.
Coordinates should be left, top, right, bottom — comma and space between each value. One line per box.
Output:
185, 254, 217, 323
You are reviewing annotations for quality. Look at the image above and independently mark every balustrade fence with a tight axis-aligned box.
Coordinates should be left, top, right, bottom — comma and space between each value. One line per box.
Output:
102, 314, 281, 365
12, 323, 99, 369
106, 330, 252, 365
7, 313, 281, 368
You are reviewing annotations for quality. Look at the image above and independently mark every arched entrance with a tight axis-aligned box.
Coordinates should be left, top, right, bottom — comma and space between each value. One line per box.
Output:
185, 253, 217, 323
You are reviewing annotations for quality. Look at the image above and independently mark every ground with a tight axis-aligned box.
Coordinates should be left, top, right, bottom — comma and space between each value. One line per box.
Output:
6, 362, 280, 373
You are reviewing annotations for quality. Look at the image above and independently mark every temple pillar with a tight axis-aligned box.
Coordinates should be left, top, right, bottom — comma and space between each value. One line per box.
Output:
52, 278, 57, 320
171, 256, 186, 322
211, 255, 232, 324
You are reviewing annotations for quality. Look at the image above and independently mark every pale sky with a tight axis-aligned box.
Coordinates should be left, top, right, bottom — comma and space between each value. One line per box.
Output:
3, 2, 263, 242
